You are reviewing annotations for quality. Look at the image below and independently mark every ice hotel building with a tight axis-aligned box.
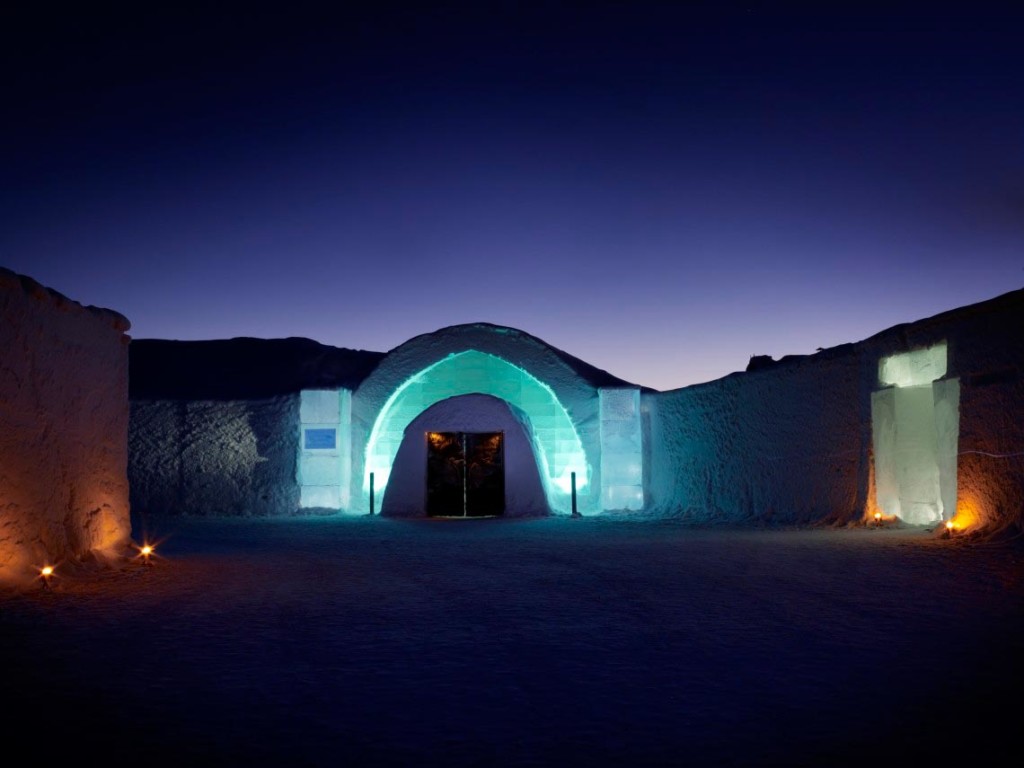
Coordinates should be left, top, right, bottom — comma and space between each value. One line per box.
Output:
127, 289, 1024, 534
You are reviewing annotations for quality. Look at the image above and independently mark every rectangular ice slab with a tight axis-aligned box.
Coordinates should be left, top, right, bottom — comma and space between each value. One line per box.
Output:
600, 387, 643, 511
298, 389, 351, 509
879, 342, 947, 388
871, 367, 959, 525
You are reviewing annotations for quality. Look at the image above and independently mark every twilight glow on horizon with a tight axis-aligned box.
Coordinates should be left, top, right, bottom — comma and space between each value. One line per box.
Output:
3, 3, 1022, 391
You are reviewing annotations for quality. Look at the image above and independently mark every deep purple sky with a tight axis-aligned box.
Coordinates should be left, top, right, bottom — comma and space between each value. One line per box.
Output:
3, 2, 1022, 390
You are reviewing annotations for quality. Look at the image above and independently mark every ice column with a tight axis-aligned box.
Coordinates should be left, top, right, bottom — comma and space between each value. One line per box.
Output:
600, 387, 643, 511
871, 343, 958, 525
298, 389, 351, 509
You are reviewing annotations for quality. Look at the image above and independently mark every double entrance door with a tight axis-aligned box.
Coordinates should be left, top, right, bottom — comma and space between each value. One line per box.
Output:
426, 432, 505, 517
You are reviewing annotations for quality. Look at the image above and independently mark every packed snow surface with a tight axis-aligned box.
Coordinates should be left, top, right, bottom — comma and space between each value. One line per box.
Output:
2, 517, 1021, 766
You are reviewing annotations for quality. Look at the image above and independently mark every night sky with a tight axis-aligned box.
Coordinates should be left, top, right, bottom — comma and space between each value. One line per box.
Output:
4, 2, 1022, 390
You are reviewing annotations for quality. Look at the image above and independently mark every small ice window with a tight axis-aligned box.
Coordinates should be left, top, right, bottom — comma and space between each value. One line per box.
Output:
304, 428, 337, 450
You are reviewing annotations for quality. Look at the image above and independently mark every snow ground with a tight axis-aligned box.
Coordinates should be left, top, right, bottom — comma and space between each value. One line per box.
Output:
2, 516, 1021, 767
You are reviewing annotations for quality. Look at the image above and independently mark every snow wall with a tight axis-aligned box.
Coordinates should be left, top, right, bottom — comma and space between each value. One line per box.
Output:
129, 397, 301, 517
0, 268, 132, 583
127, 337, 382, 519
646, 288, 1024, 533
646, 346, 869, 524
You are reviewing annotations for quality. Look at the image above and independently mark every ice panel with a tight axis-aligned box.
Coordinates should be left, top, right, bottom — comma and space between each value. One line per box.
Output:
300, 454, 341, 487
300, 485, 341, 509
300, 389, 342, 424
871, 388, 900, 518
879, 343, 947, 388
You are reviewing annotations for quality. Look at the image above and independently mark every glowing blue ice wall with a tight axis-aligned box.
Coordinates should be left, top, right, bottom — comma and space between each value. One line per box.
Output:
599, 387, 643, 510
363, 350, 591, 514
298, 389, 351, 509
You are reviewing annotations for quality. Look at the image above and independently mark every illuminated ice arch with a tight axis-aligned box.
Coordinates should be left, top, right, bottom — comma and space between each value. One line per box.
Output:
363, 350, 591, 514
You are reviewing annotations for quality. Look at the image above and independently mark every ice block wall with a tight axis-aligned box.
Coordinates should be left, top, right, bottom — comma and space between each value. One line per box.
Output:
600, 387, 643, 510
298, 388, 351, 509
0, 268, 132, 583
870, 344, 958, 526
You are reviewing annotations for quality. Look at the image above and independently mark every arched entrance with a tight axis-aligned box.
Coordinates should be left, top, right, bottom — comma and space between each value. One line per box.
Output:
363, 350, 590, 514
381, 394, 548, 517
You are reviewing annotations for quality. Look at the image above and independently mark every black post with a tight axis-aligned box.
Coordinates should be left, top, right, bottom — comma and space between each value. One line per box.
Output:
369, 471, 375, 515
571, 471, 579, 517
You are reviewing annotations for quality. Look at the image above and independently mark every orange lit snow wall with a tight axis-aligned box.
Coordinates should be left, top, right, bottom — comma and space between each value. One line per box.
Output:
0, 268, 132, 583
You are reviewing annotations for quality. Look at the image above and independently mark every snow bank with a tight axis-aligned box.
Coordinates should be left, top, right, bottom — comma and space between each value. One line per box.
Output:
129, 396, 300, 517
0, 268, 131, 583
646, 288, 1024, 534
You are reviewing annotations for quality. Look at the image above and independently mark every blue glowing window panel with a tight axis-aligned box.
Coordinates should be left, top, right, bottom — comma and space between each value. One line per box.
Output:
304, 428, 337, 450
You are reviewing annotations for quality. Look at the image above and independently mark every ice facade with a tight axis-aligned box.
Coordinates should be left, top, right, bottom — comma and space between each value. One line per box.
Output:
871, 343, 959, 525
298, 388, 351, 509
600, 388, 643, 510
360, 350, 591, 514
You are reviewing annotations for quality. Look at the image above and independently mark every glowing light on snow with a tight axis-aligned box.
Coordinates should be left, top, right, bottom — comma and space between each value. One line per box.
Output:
364, 350, 590, 513
137, 543, 155, 564
952, 496, 981, 530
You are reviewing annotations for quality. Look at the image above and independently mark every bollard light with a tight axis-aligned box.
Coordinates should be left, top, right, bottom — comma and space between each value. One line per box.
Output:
136, 542, 156, 565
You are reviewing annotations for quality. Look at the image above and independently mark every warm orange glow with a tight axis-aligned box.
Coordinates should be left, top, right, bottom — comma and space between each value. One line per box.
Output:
135, 542, 157, 565
873, 512, 882, 521
38, 564, 55, 588
945, 521, 955, 530
951, 497, 982, 530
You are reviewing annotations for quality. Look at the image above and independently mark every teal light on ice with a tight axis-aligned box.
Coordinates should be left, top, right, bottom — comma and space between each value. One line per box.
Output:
364, 350, 590, 512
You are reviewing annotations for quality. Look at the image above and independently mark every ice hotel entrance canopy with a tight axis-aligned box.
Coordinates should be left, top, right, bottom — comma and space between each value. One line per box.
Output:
296, 323, 647, 516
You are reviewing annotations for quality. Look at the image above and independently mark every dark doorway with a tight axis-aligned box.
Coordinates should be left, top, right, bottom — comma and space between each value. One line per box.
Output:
426, 432, 505, 517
